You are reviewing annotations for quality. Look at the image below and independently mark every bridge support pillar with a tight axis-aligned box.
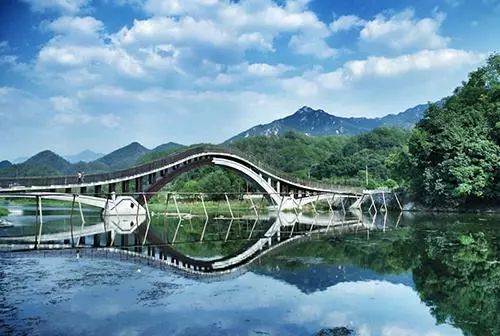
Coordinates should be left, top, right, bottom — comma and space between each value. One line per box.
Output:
94, 185, 102, 197
148, 173, 155, 185
93, 234, 100, 247
276, 181, 280, 194
106, 231, 112, 247
135, 177, 143, 193
122, 181, 129, 193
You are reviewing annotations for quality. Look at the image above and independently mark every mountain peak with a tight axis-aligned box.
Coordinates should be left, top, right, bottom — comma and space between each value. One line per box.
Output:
27, 150, 65, 162
226, 102, 432, 142
96, 141, 150, 169
126, 141, 147, 149
296, 106, 315, 114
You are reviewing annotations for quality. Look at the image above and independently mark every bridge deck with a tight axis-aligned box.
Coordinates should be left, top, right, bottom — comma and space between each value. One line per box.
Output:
0, 146, 362, 195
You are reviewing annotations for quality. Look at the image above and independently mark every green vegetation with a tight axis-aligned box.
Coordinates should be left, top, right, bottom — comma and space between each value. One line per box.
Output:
414, 229, 500, 336
391, 54, 500, 206
0, 207, 9, 216
256, 214, 500, 335
148, 216, 274, 258
160, 166, 250, 198
148, 194, 271, 217
229, 128, 409, 188
156, 128, 409, 196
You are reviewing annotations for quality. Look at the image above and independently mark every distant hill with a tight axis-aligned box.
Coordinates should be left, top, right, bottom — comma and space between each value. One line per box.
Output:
138, 142, 186, 164
95, 142, 150, 170
0, 150, 74, 177
226, 103, 433, 142
0, 160, 12, 170
64, 150, 104, 163
152, 142, 184, 153
0, 141, 186, 177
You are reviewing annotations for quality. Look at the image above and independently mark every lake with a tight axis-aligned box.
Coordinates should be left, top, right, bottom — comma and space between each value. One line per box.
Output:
0, 203, 498, 336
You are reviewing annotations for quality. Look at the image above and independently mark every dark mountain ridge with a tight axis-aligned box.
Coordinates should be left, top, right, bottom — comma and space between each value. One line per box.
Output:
96, 142, 150, 170
226, 102, 432, 142
0, 141, 185, 177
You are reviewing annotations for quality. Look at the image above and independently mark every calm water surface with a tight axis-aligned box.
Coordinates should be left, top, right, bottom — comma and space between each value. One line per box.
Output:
0, 204, 498, 336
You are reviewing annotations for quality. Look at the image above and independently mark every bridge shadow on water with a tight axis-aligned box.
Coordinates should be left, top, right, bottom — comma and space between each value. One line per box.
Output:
0, 207, 404, 277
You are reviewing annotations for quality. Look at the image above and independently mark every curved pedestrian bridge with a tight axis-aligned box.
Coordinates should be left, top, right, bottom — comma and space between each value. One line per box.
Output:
0, 146, 364, 210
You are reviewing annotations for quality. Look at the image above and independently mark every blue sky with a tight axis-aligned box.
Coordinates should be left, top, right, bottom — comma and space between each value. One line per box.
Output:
0, 0, 498, 160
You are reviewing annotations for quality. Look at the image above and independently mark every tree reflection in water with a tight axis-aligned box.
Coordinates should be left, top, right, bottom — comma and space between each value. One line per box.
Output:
254, 213, 500, 336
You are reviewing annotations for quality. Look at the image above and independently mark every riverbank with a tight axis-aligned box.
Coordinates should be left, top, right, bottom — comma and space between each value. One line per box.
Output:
148, 198, 270, 217
355, 191, 500, 213
399, 192, 500, 213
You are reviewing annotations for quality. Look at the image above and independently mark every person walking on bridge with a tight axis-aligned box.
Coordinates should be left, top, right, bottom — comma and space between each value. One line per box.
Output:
77, 171, 82, 184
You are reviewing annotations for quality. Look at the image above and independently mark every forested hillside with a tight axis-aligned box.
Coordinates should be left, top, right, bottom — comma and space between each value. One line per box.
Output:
166, 127, 409, 193
391, 54, 499, 206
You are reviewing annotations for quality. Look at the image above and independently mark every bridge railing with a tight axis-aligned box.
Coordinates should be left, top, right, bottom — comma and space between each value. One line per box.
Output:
0, 145, 363, 193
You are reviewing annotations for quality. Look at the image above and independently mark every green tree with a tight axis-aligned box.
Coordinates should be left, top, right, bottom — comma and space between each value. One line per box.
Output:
407, 53, 500, 206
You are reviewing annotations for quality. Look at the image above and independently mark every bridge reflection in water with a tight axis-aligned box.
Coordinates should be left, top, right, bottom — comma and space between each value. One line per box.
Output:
0, 198, 402, 275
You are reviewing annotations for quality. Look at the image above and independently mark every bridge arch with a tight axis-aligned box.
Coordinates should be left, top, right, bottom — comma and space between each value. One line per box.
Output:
140, 155, 283, 205
0, 147, 363, 210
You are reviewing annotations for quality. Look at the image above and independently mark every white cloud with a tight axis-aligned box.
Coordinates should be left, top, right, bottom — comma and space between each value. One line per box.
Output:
247, 63, 292, 77
50, 96, 79, 112
0, 55, 29, 73
344, 49, 484, 78
289, 34, 337, 59
281, 76, 320, 97
195, 62, 293, 87
37, 45, 144, 77
143, 0, 219, 16
20, 0, 91, 14
115, 17, 231, 47
52, 112, 121, 128
50, 95, 120, 128
316, 69, 345, 89
330, 15, 365, 32
279, 48, 484, 105
119, 0, 330, 57
360, 9, 450, 50
0, 41, 10, 52
47, 16, 104, 39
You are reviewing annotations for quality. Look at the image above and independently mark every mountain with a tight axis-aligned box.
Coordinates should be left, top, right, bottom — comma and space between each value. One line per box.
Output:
0, 150, 74, 177
253, 264, 414, 294
0, 141, 188, 177
136, 142, 186, 164
64, 150, 104, 163
378, 103, 430, 128
226, 103, 432, 142
152, 142, 184, 153
0, 160, 12, 170
95, 142, 150, 170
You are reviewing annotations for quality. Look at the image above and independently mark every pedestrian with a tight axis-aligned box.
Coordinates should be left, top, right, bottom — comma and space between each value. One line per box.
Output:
81, 171, 85, 183
77, 171, 82, 183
